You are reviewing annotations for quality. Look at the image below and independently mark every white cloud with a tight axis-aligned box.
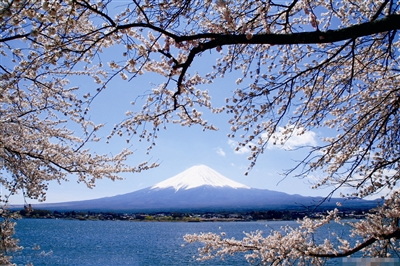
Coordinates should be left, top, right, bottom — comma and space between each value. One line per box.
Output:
265, 126, 317, 150
228, 139, 252, 154
216, 147, 226, 157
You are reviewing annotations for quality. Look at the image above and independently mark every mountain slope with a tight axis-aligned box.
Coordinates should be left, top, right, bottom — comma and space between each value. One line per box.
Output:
33, 165, 379, 212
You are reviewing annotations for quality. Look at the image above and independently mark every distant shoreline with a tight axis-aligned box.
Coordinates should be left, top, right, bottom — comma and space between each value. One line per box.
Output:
16, 208, 369, 222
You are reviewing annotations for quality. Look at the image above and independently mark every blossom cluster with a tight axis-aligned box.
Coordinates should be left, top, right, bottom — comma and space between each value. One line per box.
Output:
1, 0, 399, 263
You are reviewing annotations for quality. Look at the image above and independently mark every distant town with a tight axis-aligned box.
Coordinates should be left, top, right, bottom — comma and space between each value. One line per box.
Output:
17, 208, 370, 222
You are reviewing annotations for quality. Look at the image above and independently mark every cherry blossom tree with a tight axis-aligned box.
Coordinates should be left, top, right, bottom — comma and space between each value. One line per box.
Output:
1, 0, 399, 264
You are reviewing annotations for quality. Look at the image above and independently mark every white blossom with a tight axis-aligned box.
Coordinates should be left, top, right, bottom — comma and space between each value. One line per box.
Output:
1, 0, 399, 263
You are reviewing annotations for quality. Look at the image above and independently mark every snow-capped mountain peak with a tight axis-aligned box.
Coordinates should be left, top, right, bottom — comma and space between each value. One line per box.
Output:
151, 165, 250, 191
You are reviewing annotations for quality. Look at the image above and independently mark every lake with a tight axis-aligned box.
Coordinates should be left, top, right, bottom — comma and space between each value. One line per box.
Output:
12, 219, 357, 265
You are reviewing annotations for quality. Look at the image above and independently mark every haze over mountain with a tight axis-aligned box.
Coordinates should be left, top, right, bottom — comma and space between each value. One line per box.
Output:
33, 165, 379, 212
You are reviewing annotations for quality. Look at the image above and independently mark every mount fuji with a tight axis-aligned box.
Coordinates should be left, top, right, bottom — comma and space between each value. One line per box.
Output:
151, 165, 250, 191
33, 165, 378, 212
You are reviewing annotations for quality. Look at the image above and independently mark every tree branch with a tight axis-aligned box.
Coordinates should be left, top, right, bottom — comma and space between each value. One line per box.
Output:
169, 15, 399, 107
310, 228, 400, 258
0, 33, 30, 43
175, 14, 400, 45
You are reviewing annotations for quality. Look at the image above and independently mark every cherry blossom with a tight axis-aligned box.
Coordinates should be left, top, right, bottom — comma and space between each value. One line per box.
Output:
1, 0, 399, 263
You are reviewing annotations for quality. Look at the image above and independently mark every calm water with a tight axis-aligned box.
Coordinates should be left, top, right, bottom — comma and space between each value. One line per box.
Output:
12, 219, 352, 265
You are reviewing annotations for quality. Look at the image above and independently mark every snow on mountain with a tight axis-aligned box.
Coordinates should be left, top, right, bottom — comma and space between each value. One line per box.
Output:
151, 165, 250, 191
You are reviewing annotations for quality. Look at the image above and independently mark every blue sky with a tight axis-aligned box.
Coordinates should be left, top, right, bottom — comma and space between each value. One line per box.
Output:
2, 9, 359, 205
5, 50, 341, 205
